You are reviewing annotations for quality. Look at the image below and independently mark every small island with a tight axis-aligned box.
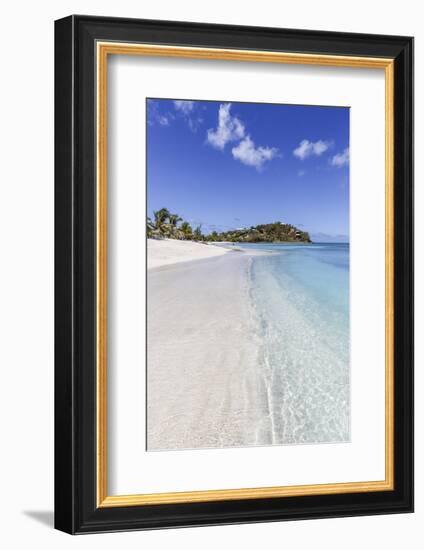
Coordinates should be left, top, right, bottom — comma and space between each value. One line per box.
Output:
147, 207, 311, 243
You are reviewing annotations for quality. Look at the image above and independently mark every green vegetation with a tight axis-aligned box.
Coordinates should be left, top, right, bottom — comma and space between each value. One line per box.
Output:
147, 208, 311, 243
147, 208, 194, 240
205, 222, 311, 243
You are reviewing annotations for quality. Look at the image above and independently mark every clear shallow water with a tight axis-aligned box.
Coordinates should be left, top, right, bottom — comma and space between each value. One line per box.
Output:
239, 243, 350, 445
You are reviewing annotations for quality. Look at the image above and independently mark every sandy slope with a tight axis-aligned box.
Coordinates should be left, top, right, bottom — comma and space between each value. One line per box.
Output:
147, 238, 229, 269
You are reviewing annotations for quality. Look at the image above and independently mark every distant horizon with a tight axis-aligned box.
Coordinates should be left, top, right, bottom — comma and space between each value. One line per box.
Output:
147, 98, 349, 237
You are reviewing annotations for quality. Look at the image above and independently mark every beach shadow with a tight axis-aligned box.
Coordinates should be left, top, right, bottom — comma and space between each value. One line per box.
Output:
23, 510, 54, 528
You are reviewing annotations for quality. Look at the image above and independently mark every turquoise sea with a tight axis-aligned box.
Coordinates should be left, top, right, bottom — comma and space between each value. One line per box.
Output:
237, 243, 350, 444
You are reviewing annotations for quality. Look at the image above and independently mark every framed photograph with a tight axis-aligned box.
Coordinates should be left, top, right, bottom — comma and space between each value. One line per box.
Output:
54, 15, 413, 534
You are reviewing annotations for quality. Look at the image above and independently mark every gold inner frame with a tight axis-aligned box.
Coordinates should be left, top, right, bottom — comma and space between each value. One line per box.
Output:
96, 42, 395, 508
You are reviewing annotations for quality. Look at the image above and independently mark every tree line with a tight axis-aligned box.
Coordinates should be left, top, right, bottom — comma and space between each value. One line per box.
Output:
147, 207, 311, 243
147, 208, 205, 240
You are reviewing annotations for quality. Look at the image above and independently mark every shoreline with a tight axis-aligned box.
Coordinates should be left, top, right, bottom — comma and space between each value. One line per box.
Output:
147, 241, 350, 450
147, 238, 275, 270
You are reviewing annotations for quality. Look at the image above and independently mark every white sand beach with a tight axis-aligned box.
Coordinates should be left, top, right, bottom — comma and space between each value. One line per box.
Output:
146, 239, 349, 450
147, 247, 272, 451
147, 238, 229, 269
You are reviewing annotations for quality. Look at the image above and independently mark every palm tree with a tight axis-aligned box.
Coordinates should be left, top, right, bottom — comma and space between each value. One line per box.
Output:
168, 213, 183, 228
146, 216, 156, 238
180, 221, 193, 240
153, 208, 171, 232
193, 225, 203, 241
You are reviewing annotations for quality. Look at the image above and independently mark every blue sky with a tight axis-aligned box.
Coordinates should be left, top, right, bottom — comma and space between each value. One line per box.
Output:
147, 98, 349, 240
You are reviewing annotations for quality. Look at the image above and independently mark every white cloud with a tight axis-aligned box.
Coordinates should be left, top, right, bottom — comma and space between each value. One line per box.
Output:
173, 100, 195, 114
206, 103, 245, 149
232, 136, 278, 170
293, 139, 331, 160
187, 116, 203, 133
207, 103, 278, 168
173, 100, 204, 132
147, 99, 174, 127
330, 147, 350, 167
158, 115, 170, 126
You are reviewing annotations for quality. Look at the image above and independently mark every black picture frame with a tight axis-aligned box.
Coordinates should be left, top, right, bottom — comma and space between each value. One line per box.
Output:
55, 14, 413, 534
